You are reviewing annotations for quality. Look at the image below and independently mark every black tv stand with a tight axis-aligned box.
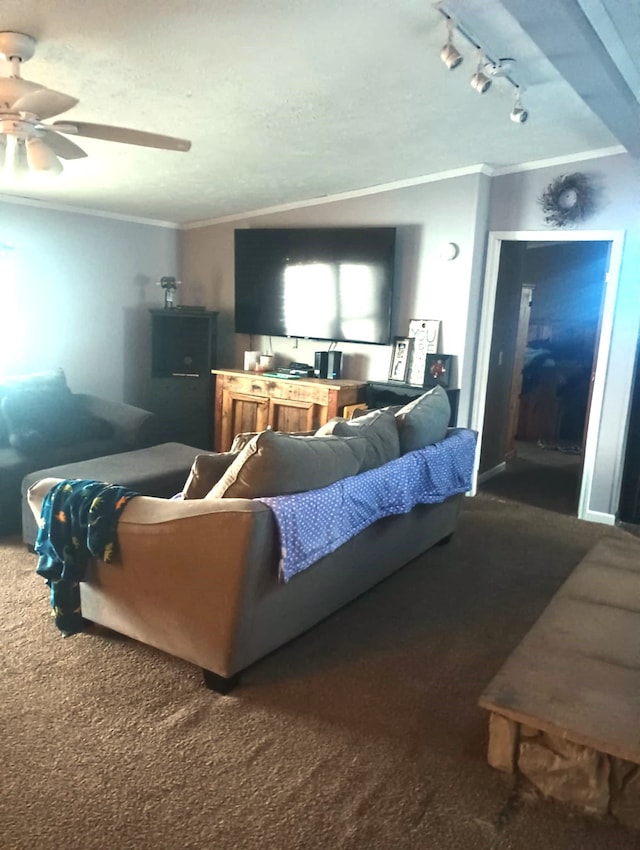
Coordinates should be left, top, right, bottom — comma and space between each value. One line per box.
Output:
366, 381, 459, 427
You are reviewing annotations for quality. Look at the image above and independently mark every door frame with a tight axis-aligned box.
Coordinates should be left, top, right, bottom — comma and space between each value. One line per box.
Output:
469, 229, 625, 523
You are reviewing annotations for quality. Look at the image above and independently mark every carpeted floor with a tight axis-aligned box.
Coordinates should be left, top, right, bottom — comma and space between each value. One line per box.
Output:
480, 440, 583, 516
1, 493, 638, 850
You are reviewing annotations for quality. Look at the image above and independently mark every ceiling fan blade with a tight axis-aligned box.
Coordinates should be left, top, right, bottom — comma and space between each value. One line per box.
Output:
36, 126, 87, 159
0, 77, 42, 109
52, 121, 191, 152
12, 88, 79, 120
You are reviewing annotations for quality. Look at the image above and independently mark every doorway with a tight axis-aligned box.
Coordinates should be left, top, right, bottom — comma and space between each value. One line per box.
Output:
470, 230, 625, 523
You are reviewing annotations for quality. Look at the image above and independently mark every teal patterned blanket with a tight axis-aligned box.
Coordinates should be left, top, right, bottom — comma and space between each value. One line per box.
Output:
34, 479, 140, 636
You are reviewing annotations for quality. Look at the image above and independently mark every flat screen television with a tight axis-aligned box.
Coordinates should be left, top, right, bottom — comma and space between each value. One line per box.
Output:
234, 227, 396, 345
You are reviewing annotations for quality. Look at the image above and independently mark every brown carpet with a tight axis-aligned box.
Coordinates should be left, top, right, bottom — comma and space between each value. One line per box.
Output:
1, 494, 638, 850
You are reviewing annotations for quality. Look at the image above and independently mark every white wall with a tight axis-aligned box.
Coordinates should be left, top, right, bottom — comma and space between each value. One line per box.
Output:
0, 200, 180, 404
181, 170, 491, 425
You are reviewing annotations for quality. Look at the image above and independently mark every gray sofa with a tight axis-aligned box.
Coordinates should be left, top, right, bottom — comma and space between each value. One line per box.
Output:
1, 368, 156, 537
27, 388, 475, 693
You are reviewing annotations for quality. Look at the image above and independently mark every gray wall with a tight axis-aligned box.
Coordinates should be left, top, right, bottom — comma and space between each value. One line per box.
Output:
488, 152, 640, 516
0, 200, 180, 404
181, 170, 492, 426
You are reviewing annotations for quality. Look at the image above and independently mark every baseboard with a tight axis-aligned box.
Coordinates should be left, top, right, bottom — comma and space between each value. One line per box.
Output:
581, 508, 616, 526
477, 462, 506, 485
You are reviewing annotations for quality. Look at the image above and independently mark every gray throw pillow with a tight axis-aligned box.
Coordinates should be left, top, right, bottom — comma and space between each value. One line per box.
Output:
207, 429, 367, 499
316, 408, 399, 472
395, 386, 451, 454
182, 452, 239, 500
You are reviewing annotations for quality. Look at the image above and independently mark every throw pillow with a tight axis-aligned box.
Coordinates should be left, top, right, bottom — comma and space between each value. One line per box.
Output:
0, 367, 70, 448
316, 408, 399, 472
182, 451, 240, 500
207, 430, 367, 500
1, 383, 112, 452
394, 386, 451, 454
230, 431, 260, 453
230, 428, 316, 452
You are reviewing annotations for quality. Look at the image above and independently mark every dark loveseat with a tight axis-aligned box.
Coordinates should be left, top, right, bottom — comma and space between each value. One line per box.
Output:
0, 368, 156, 537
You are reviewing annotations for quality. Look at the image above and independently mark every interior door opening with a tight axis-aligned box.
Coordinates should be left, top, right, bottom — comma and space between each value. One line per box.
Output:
478, 239, 611, 516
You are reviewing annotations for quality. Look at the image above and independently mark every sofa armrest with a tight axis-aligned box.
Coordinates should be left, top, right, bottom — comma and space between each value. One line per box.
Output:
76, 393, 157, 447
27, 478, 276, 677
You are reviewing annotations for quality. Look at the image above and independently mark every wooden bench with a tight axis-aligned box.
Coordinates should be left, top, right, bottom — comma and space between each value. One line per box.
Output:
479, 535, 640, 819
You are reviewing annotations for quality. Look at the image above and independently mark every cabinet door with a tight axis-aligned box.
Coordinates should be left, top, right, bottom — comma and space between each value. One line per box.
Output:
268, 398, 322, 433
219, 389, 270, 451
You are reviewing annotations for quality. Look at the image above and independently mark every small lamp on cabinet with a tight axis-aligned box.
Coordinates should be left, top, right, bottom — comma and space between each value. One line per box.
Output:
157, 276, 182, 309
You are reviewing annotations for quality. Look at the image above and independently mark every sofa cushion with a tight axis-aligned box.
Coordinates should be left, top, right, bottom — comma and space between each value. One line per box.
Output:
394, 386, 451, 454
182, 452, 239, 500
207, 429, 367, 500
315, 408, 399, 472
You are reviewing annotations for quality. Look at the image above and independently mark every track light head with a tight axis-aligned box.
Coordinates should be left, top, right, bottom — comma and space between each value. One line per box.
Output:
470, 51, 491, 93
510, 105, 528, 123
470, 69, 491, 94
510, 89, 529, 123
440, 41, 463, 69
440, 18, 463, 70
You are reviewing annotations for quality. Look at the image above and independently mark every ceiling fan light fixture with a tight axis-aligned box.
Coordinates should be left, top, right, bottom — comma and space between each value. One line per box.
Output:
25, 136, 63, 174
2, 134, 29, 179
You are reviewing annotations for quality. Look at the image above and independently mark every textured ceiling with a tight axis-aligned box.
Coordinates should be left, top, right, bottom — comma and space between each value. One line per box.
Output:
0, 0, 636, 224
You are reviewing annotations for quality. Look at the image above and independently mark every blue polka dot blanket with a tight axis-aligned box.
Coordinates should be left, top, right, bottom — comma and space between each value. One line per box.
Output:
258, 427, 477, 582
34, 479, 140, 636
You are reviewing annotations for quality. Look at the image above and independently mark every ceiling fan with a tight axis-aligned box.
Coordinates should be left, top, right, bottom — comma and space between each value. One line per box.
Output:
0, 31, 191, 178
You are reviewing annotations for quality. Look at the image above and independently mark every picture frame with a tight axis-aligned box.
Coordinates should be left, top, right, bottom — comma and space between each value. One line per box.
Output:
407, 319, 441, 386
388, 337, 413, 382
424, 353, 453, 388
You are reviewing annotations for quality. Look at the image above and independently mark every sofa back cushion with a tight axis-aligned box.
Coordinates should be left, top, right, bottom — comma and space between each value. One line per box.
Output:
316, 408, 399, 472
394, 386, 451, 454
207, 429, 367, 500
182, 451, 240, 500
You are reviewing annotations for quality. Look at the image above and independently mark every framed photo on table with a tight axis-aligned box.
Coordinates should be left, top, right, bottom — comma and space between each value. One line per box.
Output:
388, 337, 413, 382
424, 354, 453, 388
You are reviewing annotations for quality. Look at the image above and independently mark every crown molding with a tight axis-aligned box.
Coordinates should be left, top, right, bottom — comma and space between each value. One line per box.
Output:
491, 145, 625, 176
0, 191, 180, 229
181, 164, 493, 230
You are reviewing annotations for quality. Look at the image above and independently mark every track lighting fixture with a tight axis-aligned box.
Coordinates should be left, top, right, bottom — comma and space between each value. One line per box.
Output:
510, 88, 529, 123
484, 58, 515, 78
435, 5, 528, 126
440, 18, 463, 70
470, 54, 492, 94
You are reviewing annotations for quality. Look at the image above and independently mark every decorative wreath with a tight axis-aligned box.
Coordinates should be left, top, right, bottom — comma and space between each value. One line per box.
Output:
538, 172, 596, 227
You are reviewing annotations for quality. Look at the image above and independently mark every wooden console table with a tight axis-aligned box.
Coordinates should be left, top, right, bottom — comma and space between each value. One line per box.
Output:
211, 369, 366, 451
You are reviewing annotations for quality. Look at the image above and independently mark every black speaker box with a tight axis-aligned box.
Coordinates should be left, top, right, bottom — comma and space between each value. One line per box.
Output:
151, 312, 217, 378
314, 350, 342, 379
